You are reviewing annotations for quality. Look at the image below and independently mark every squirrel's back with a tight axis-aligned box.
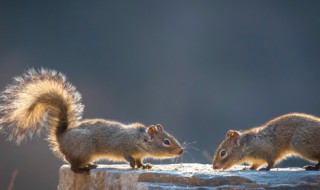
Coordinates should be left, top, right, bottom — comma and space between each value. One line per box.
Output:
0, 68, 84, 155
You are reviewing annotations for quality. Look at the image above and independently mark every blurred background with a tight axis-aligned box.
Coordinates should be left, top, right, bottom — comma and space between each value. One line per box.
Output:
1, 0, 320, 189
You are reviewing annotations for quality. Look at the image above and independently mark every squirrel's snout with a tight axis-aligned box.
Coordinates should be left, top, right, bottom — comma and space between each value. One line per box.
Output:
177, 148, 184, 155
212, 162, 221, 170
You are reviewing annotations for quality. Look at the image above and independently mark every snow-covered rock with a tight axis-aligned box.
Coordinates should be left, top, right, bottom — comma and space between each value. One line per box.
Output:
58, 163, 320, 190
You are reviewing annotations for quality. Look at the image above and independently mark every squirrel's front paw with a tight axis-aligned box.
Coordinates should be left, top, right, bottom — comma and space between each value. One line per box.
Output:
142, 163, 153, 169
258, 167, 271, 171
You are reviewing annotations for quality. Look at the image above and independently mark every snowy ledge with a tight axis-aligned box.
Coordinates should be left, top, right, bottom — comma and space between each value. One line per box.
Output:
58, 163, 320, 190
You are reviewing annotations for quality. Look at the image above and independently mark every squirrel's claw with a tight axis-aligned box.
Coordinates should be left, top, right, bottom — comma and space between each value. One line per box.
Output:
142, 163, 153, 169
304, 165, 320, 171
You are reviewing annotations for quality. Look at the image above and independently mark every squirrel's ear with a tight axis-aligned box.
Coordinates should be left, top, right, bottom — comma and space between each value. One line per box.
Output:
227, 130, 240, 138
147, 125, 157, 138
227, 130, 241, 146
156, 124, 163, 131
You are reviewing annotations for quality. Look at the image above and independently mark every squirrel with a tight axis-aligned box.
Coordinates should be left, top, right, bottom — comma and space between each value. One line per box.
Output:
0, 68, 184, 173
212, 113, 320, 171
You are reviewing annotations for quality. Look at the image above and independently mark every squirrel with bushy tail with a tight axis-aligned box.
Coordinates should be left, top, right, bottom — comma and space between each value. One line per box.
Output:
0, 68, 184, 173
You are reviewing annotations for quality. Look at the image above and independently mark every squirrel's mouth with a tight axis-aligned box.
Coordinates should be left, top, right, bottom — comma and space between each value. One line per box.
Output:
213, 162, 228, 170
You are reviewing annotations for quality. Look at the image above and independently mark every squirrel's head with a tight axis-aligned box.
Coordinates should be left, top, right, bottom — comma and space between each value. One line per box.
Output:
212, 130, 244, 170
141, 124, 184, 158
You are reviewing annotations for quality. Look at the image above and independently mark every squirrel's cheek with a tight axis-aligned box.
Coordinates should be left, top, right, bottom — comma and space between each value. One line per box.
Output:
222, 160, 236, 170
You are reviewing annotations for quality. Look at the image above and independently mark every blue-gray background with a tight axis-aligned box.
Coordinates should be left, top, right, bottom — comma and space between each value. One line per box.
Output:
1, 1, 320, 189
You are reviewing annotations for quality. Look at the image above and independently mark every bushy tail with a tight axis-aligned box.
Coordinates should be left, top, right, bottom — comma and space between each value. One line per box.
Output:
0, 68, 84, 148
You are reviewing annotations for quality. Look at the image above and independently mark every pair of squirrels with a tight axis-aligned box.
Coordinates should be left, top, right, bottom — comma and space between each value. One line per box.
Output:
0, 69, 320, 173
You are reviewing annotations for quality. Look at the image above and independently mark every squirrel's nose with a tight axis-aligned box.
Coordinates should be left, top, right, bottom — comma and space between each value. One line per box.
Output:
178, 148, 184, 155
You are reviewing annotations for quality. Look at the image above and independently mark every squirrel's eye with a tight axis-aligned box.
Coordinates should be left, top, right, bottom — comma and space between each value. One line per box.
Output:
220, 150, 227, 157
144, 138, 148, 142
163, 139, 171, 145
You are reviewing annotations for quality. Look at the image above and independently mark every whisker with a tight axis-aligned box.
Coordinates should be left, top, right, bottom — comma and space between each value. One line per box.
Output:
183, 150, 195, 162
182, 140, 200, 153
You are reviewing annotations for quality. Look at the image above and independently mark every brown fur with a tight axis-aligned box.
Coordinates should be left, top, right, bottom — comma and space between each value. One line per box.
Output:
212, 113, 320, 171
0, 68, 184, 173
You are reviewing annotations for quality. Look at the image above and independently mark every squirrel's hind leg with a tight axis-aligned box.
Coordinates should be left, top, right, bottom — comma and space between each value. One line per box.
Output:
86, 163, 98, 169
303, 162, 320, 170
70, 164, 91, 174
69, 158, 92, 174
72, 163, 97, 174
